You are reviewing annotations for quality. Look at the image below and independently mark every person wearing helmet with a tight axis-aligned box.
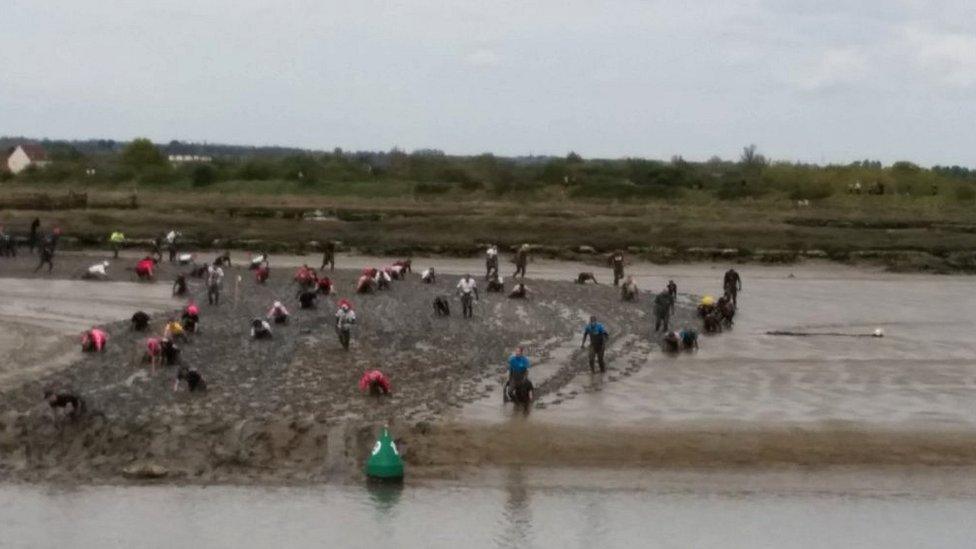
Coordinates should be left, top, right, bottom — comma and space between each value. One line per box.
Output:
164, 318, 186, 342
456, 274, 479, 318
109, 231, 125, 259
335, 300, 357, 350
267, 301, 290, 324
135, 256, 156, 280
359, 369, 392, 396
145, 336, 163, 372
581, 316, 610, 373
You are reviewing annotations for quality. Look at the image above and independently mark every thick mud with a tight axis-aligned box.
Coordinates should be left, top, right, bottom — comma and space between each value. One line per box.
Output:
0, 253, 695, 483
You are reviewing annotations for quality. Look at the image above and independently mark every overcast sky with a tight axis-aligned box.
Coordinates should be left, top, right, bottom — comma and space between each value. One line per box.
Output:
2, 0, 974, 165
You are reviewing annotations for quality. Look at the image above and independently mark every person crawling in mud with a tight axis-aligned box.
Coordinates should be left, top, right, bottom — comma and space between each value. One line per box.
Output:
164, 318, 187, 342
662, 330, 681, 353
254, 261, 270, 284
703, 310, 723, 333
356, 273, 375, 294
621, 276, 639, 301
131, 311, 151, 331
653, 289, 674, 332
576, 272, 598, 285
581, 315, 610, 373
457, 274, 479, 318
504, 347, 534, 407
359, 369, 392, 396
174, 366, 207, 392
250, 252, 269, 270
294, 264, 317, 290
212, 250, 232, 268
161, 337, 180, 366
298, 289, 318, 309
374, 268, 392, 290
717, 293, 736, 327
268, 300, 290, 323
421, 267, 436, 284
487, 268, 504, 293
251, 318, 273, 339
508, 282, 530, 299
316, 276, 333, 295
392, 259, 412, 276
182, 302, 200, 333
433, 296, 451, 316
43, 389, 86, 419
81, 328, 107, 352
680, 328, 699, 350
723, 268, 742, 306
83, 260, 110, 280
335, 300, 357, 350
172, 273, 188, 296
135, 256, 156, 281
697, 296, 717, 318
145, 337, 163, 372
608, 250, 625, 286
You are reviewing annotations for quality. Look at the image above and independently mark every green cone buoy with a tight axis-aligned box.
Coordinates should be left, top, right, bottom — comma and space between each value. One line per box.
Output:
365, 427, 404, 481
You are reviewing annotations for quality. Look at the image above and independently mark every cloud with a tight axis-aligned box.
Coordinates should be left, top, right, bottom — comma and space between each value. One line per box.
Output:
787, 48, 869, 91
464, 48, 501, 68
903, 25, 976, 88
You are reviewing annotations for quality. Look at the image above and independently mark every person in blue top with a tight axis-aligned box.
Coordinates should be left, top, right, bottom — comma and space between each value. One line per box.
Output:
581, 316, 610, 372
504, 347, 533, 403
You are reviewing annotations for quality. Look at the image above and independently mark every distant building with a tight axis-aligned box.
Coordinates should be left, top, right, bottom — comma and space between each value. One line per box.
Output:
6, 144, 50, 174
168, 154, 213, 164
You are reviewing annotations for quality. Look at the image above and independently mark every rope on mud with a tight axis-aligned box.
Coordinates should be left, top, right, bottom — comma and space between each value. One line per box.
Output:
765, 330, 884, 338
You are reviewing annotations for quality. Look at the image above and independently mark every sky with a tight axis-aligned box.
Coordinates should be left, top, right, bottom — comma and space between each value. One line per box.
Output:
2, 0, 975, 166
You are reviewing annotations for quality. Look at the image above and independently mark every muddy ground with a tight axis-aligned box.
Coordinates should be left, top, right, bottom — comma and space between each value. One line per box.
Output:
0, 252, 699, 483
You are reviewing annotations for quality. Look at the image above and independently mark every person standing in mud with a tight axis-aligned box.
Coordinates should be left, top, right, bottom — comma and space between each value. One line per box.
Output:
320, 240, 336, 272
335, 300, 357, 350
513, 244, 529, 278
165, 229, 179, 263
581, 315, 610, 373
486, 244, 498, 279
205, 263, 224, 305
723, 268, 742, 306
667, 280, 678, 316
28, 217, 40, 254
608, 250, 625, 286
653, 288, 674, 332
34, 241, 55, 273
456, 274, 479, 318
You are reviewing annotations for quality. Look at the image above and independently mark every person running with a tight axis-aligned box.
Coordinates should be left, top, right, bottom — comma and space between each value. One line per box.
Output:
109, 231, 125, 259
486, 244, 499, 279
723, 268, 742, 306
174, 366, 207, 392
581, 316, 610, 373
172, 274, 188, 297
131, 311, 151, 331
421, 267, 436, 284
608, 250, 625, 286
206, 263, 224, 305
34, 242, 54, 273
28, 217, 40, 254
43, 389, 86, 419
251, 318, 273, 339
653, 289, 674, 332
267, 301, 290, 324
456, 274, 479, 318
513, 244, 529, 278
81, 328, 107, 352
320, 241, 336, 272
335, 300, 357, 350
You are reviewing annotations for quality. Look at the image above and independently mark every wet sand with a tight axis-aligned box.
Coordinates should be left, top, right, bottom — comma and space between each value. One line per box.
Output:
1, 251, 975, 483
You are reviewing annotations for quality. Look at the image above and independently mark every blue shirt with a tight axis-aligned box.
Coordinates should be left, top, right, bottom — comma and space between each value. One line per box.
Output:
583, 322, 607, 336
508, 355, 530, 374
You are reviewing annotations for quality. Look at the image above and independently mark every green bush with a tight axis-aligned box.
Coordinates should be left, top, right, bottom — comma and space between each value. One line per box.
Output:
789, 180, 834, 200
955, 183, 976, 202
414, 182, 452, 195
191, 164, 218, 187
716, 178, 768, 200
138, 165, 178, 185
237, 159, 276, 181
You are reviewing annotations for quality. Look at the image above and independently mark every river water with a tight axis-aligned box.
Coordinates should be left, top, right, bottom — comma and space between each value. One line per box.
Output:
3, 255, 976, 547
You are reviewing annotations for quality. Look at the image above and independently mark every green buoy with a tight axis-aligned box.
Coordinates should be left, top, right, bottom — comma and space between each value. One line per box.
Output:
365, 427, 404, 481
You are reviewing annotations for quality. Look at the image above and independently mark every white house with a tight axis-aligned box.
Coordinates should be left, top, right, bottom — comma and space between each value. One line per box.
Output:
6, 144, 50, 174
168, 154, 213, 164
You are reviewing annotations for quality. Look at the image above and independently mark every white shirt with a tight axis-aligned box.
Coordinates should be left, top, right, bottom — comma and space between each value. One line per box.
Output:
336, 308, 357, 329
457, 278, 477, 294
207, 265, 224, 285
487, 246, 497, 257
165, 230, 177, 244
421, 269, 433, 279
88, 263, 108, 276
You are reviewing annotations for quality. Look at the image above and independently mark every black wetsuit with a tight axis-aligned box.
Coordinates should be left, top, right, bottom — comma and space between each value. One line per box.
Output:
653, 292, 674, 332
723, 270, 742, 305
609, 254, 624, 286
177, 367, 207, 392
47, 392, 85, 416
299, 291, 317, 309
29, 218, 39, 253
34, 245, 54, 273
131, 311, 151, 331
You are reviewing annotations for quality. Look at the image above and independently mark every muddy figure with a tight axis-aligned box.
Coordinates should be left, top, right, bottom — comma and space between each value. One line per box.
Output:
0, 227, 17, 258
359, 370, 392, 396
335, 302, 356, 350
392, 259, 412, 276
268, 301, 290, 324
172, 274, 188, 297
421, 268, 436, 284
34, 243, 54, 273
576, 272, 598, 285
433, 296, 451, 317
513, 244, 529, 278
251, 318, 273, 339
28, 218, 40, 253
160, 338, 181, 366
182, 304, 200, 333
298, 290, 318, 310
581, 316, 610, 373
621, 276, 638, 302
703, 311, 723, 333
356, 274, 375, 294
206, 265, 224, 305
457, 274, 479, 319
504, 348, 533, 413
653, 291, 674, 332
508, 282, 530, 299
717, 294, 736, 328
212, 251, 232, 268
174, 366, 207, 392
320, 241, 336, 272
723, 268, 742, 306
44, 389, 86, 420
130, 311, 151, 331
485, 244, 499, 279
608, 251, 625, 286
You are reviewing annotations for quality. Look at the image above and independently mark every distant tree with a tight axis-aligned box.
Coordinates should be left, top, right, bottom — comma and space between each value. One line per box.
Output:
122, 138, 167, 170
566, 151, 584, 164
739, 144, 768, 168
191, 164, 218, 187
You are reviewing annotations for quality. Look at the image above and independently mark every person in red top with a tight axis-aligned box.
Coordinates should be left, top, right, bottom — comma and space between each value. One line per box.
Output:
146, 337, 162, 372
316, 276, 333, 295
358, 370, 391, 396
294, 265, 317, 289
135, 257, 156, 280
255, 263, 270, 284
81, 328, 107, 352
